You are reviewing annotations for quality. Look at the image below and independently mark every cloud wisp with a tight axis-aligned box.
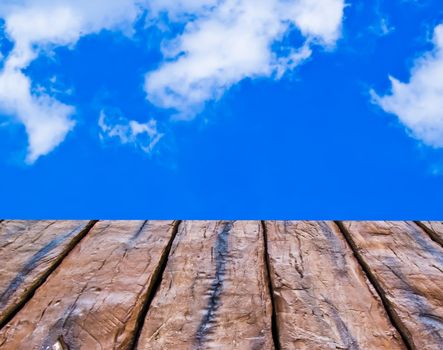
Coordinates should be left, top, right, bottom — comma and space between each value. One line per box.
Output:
0, 0, 345, 162
372, 24, 443, 148
99, 111, 163, 153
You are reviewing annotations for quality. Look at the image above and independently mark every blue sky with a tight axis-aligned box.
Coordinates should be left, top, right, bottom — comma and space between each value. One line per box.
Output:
0, 0, 442, 219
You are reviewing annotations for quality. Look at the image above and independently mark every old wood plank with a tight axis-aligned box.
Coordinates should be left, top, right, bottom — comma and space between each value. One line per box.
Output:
137, 220, 274, 350
0, 220, 178, 350
340, 221, 443, 350
416, 221, 443, 247
265, 221, 405, 350
0, 220, 94, 327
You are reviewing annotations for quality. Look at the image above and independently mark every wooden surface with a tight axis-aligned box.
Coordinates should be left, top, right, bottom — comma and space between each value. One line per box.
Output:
137, 221, 273, 350
340, 221, 443, 350
265, 221, 405, 349
417, 221, 443, 247
0, 221, 177, 350
0, 220, 93, 327
0, 220, 441, 349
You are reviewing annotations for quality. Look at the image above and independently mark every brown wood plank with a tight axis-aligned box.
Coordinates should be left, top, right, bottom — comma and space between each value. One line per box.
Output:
0, 220, 178, 350
265, 221, 405, 350
137, 220, 274, 350
417, 221, 443, 247
0, 220, 93, 327
340, 221, 443, 350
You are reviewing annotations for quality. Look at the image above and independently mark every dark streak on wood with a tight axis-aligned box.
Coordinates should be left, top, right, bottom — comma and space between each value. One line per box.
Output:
0, 221, 178, 349
1, 224, 93, 311
0, 220, 97, 330
195, 221, 232, 347
0, 220, 441, 350
137, 221, 274, 350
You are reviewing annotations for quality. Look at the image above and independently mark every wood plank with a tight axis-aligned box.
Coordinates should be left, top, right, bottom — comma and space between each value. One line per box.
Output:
0, 220, 93, 327
0, 220, 178, 349
265, 221, 405, 350
417, 221, 443, 247
137, 220, 274, 349
340, 221, 443, 350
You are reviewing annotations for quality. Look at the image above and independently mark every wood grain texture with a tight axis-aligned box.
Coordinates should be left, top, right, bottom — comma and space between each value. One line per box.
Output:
265, 221, 405, 350
0, 220, 93, 327
341, 221, 443, 350
137, 220, 274, 350
417, 221, 443, 247
0, 220, 177, 350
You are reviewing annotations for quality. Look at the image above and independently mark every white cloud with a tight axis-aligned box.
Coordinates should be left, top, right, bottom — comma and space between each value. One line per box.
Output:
0, 0, 345, 162
145, 0, 345, 118
98, 111, 163, 153
373, 24, 443, 147
0, 68, 75, 163
0, 0, 145, 163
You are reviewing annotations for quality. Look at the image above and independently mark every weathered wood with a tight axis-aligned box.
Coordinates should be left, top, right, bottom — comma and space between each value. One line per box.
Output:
340, 221, 443, 350
265, 221, 405, 350
0, 220, 178, 350
417, 221, 443, 247
137, 220, 274, 350
0, 220, 93, 327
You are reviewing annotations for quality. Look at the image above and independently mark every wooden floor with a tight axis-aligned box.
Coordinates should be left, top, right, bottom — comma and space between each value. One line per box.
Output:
0, 221, 441, 349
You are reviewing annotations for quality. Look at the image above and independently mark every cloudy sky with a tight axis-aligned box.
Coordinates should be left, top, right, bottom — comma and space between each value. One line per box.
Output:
0, 0, 442, 218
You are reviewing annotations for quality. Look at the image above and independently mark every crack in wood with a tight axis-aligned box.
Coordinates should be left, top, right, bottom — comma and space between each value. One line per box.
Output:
52, 336, 69, 350
414, 221, 443, 248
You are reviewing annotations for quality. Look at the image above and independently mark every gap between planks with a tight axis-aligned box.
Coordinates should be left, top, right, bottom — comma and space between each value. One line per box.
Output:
0, 220, 99, 331
334, 221, 413, 350
2, 220, 437, 349
261, 221, 281, 350
130, 220, 182, 350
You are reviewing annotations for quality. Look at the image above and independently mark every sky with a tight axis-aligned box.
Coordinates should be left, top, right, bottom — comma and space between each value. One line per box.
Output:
0, 0, 442, 219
